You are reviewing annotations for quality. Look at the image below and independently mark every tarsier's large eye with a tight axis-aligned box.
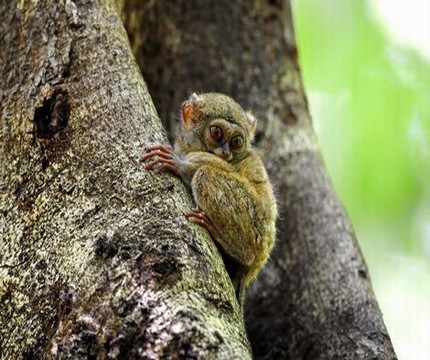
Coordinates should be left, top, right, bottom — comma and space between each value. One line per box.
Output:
210, 126, 223, 142
231, 135, 244, 150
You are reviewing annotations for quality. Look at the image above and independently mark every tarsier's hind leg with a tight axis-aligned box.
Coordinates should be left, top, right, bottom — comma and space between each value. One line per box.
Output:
185, 207, 248, 303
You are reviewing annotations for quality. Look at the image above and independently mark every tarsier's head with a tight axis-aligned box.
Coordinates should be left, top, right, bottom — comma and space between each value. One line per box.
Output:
178, 93, 257, 162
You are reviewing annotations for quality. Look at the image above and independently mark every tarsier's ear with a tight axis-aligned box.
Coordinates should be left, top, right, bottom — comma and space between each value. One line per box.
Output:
181, 93, 201, 127
246, 111, 258, 139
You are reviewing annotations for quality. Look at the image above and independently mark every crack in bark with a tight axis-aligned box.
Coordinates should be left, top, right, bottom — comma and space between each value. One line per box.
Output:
33, 89, 70, 139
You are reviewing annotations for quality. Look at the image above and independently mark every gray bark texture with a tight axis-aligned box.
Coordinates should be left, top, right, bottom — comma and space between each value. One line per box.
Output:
123, 0, 398, 359
0, 1, 251, 359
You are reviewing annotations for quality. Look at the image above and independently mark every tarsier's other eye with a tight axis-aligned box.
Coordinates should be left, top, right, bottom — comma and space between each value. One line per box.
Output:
210, 126, 223, 141
231, 135, 244, 150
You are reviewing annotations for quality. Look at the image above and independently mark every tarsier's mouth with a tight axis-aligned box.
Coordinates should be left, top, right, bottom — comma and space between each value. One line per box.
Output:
214, 148, 233, 162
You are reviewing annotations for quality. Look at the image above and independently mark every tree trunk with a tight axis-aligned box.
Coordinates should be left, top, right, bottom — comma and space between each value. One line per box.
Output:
123, 0, 398, 358
0, 1, 250, 358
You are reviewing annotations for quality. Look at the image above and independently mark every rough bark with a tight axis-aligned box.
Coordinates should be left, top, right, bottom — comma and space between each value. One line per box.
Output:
0, 1, 250, 358
123, 0, 397, 359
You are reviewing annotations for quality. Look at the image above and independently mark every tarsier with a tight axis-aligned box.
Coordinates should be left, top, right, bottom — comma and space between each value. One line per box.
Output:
141, 93, 277, 305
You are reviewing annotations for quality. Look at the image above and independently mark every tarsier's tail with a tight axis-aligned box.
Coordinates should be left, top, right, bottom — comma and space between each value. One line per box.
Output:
236, 282, 246, 307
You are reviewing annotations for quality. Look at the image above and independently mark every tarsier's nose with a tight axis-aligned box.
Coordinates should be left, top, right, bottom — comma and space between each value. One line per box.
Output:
216, 143, 232, 161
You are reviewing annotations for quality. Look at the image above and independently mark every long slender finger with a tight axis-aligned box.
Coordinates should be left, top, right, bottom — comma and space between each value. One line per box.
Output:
143, 159, 159, 170
185, 211, 216, 231
140, 144, 172, 162
140, 149, 173, 162
144, 157, 169, 170
187, 216, 221, 242
154, 162, 179, 175
187, 216, 212, 229
184, 210, 208, 222
146, 144, 173, 152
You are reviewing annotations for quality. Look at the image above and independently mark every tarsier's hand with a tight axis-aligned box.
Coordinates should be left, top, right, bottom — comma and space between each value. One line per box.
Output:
140, 144, 180, 176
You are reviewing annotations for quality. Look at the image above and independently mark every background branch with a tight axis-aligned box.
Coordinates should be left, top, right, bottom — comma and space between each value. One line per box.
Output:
123, 0, 397, 358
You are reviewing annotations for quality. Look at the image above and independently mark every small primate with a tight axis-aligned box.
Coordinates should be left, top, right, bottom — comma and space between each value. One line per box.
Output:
141, 93, 277, 305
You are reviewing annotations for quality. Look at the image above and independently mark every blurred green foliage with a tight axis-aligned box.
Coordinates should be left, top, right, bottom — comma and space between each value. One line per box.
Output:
294, 0, 430, 244
293, 1, 430, 358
